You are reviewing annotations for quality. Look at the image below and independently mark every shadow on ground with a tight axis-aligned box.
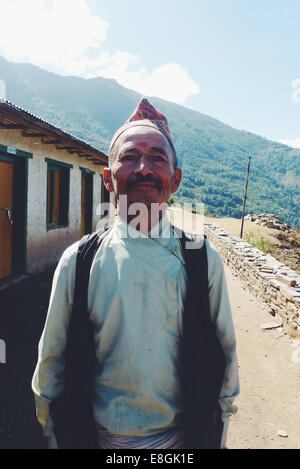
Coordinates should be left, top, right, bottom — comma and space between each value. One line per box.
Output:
0, 268, 56, 449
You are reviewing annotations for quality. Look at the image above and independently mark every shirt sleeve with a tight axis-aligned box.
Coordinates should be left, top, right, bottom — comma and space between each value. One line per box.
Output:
31, 241, 79, 437
206, 239, 240, 449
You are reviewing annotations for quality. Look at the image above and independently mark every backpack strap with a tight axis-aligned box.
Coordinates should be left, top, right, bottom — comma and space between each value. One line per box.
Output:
178, 231, 226, 449
50, 226, 112, 449
73, 226, 112, 317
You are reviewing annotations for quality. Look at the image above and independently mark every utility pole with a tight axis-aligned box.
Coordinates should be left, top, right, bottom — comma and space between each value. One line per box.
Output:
240, 156, 251, 239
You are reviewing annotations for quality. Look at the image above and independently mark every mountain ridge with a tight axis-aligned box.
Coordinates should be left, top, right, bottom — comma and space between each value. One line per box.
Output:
0, 56, 299, 226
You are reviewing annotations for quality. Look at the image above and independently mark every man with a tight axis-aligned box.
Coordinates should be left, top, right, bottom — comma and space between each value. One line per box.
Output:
32, 98, 239, 449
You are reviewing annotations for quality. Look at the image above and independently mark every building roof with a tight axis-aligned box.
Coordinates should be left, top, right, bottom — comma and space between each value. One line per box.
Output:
0, 98, 108, 166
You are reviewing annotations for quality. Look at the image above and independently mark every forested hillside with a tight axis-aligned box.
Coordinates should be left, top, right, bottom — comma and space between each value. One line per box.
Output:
1, 56, 299, 226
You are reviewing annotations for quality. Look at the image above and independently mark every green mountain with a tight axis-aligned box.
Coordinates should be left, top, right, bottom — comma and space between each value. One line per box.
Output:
0, 56, 299, 226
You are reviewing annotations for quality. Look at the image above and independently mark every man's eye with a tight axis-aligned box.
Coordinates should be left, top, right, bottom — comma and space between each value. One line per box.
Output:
123, 154, 136, 160
152, 155, 164, 162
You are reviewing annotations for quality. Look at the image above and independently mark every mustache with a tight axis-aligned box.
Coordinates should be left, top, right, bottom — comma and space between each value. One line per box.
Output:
126, 174, 162, 191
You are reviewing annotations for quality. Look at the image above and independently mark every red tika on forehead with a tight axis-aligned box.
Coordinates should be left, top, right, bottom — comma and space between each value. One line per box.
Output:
137, 141, 148, 149
126, 98, 173, 143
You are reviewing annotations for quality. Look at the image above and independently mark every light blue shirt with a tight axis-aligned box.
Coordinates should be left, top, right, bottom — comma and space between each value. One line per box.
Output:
32, 215, 239, 448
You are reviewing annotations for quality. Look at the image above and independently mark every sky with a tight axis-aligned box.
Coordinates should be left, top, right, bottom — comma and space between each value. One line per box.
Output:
0, 0, 300, 147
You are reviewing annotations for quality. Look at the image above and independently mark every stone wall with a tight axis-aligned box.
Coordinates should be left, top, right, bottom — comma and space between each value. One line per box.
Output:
204, 222, 300, 337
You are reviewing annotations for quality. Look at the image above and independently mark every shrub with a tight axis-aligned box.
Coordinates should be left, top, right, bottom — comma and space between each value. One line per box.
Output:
244, 230, 274, 254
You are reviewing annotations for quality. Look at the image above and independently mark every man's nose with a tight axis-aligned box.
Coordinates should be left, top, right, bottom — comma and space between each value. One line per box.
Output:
135, 155, 153, 175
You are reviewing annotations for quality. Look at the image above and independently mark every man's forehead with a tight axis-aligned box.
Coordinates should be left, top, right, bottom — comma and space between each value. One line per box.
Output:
116, 125, 170, 150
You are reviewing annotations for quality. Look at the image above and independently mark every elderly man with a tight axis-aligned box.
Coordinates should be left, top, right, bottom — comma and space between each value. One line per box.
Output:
32, 98, 239, 450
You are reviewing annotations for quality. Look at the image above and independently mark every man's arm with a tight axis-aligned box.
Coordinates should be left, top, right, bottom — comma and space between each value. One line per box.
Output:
31, 241, 79, 440
206, 239, 240, 449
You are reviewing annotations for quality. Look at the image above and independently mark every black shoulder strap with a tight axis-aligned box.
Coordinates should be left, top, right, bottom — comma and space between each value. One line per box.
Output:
50, 226, 112, 449
178, 230, 226, 449
67, 225, 112, 387
73, 226, 112, 314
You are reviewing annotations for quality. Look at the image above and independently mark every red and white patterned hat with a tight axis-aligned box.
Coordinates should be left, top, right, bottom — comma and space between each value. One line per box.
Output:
109, 98, 175, 156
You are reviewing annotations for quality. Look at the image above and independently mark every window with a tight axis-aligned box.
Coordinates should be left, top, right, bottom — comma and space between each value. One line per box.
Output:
46, 158, 72, 229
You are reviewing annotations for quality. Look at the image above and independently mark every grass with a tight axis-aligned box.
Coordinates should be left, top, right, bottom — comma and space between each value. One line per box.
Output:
296, 228, 300, 245
244, 230, 274, 254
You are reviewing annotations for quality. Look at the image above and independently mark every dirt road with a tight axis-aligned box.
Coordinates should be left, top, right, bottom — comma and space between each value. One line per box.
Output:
224, 263, 300, 449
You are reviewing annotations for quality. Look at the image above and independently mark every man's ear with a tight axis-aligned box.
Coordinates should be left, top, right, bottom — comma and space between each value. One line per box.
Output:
103, 167, 114, 193
170, 168, 182, 194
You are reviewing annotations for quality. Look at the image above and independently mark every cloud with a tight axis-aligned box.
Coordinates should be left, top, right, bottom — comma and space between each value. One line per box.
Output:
0, 0, 199, 104
0, 0, 109, 74
89, 56, 199, 104
276, 137, 300, 149
129, 63, 199, 104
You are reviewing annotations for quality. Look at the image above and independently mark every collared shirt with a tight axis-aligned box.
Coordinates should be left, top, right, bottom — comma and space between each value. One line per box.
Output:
32, 215, 239, 448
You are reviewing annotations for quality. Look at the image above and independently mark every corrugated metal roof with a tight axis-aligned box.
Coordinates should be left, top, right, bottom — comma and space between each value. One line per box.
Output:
0, 98, 108, 164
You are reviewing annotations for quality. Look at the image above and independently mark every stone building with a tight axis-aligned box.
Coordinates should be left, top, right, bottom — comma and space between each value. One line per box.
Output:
0, 99, 110, 285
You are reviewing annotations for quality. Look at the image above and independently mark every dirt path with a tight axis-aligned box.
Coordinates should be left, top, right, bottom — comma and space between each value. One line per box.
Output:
0, 270, 53, 449
225, 264, 300, 449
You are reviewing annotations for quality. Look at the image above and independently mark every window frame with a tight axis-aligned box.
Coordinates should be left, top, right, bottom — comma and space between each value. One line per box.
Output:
45, 158, 72, 231
80, 167, 94, 235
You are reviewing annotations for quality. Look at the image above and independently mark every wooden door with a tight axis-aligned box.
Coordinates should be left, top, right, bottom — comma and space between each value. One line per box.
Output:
81, 172, 93, 236
0, 161, 14, 279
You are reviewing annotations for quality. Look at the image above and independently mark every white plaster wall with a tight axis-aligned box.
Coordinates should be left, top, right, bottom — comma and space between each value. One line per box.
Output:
0, 130, 105, 274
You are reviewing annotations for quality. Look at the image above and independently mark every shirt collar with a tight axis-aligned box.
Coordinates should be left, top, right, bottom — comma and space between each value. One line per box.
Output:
114, 212, 185, 264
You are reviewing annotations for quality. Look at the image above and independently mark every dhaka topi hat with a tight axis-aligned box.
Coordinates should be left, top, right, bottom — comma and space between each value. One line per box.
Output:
109, 98, 176, 163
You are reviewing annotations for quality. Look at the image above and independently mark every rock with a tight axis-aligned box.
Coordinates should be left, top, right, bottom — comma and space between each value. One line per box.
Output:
277, 429, 288, 438
245, 213, 295, 232
260, 322, 282, 330
259, 267, 274, 273
276, 276, 297, 287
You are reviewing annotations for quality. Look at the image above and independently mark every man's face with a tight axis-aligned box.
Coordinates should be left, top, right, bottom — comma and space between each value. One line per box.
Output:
103, 126, 182, 208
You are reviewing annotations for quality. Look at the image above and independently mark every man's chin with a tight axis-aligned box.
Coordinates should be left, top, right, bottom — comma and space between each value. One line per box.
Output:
126, 187, 160, 203
128, 195, 160, 207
